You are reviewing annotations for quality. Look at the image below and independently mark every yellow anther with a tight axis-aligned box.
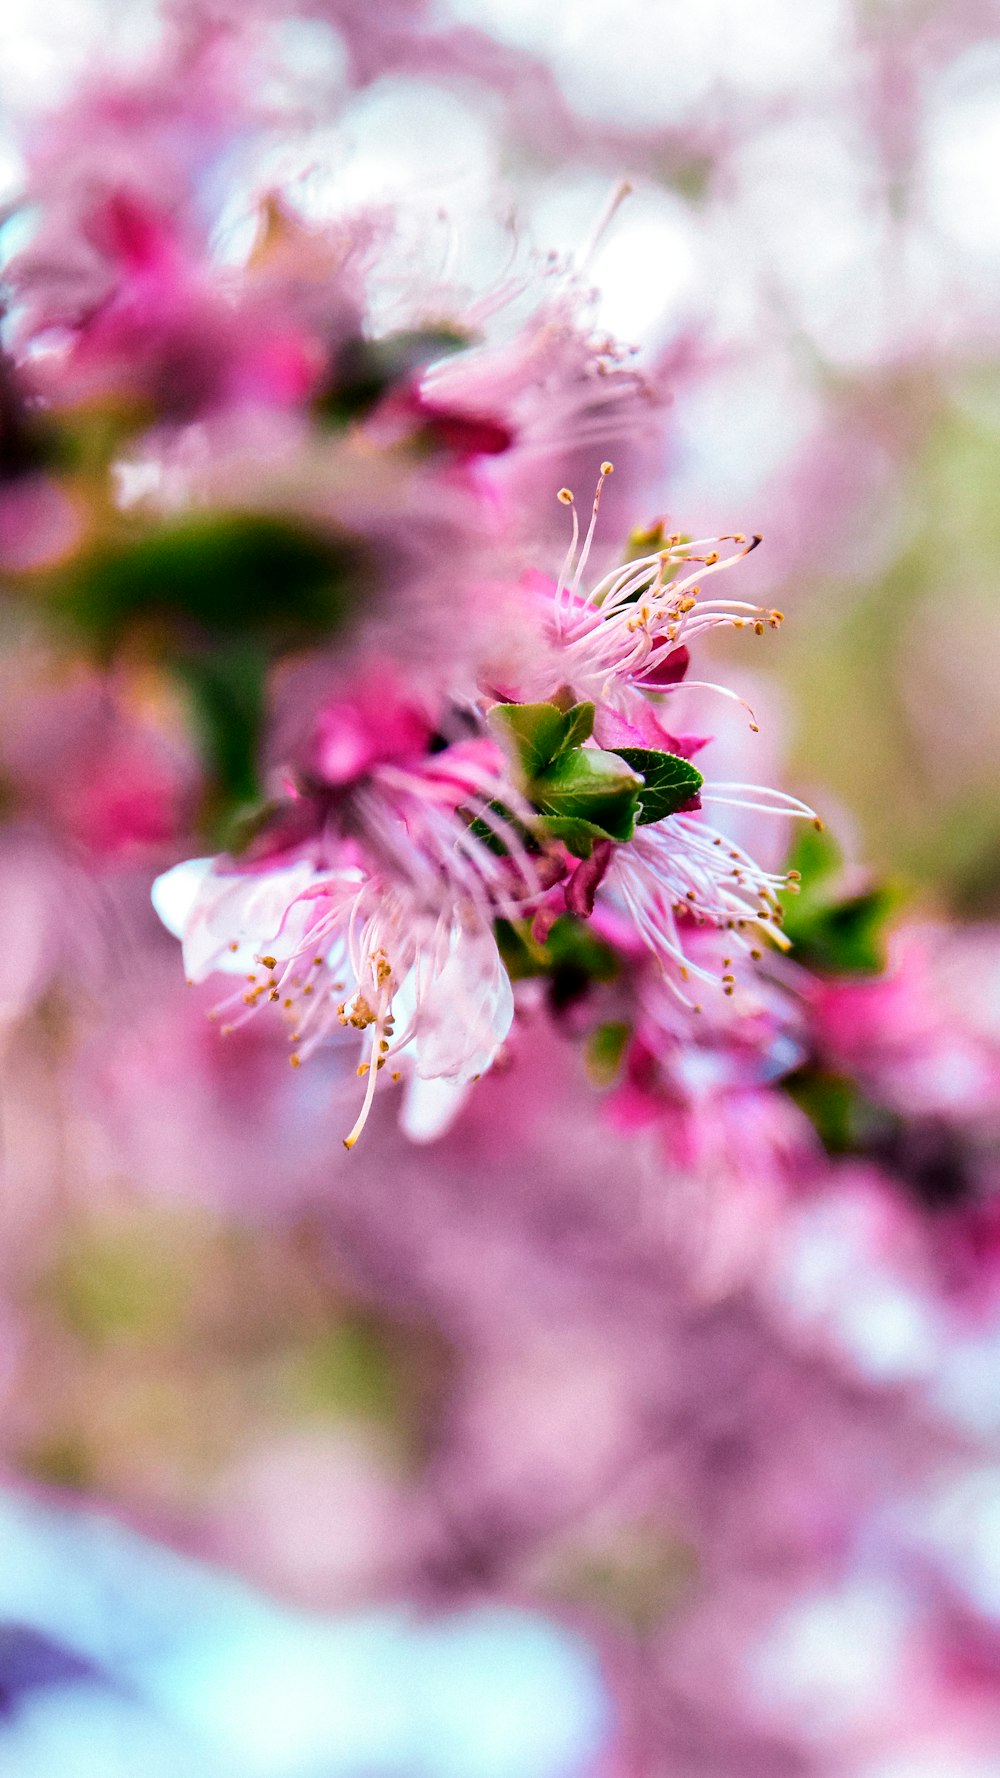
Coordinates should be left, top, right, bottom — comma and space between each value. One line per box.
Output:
557, 487, 574, 505
260, 955, 277, 970
600, 460, 614, 476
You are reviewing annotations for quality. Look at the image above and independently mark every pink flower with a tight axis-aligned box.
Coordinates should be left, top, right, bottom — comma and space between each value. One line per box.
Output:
537, 467, 818, 1008
152, 712, 537, 1147
153, 854, 515, 1150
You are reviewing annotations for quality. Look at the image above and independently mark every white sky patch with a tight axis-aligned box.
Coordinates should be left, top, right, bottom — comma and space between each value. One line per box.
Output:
929, 1327, 1000, 1437
667, 353, 821, 515
723, 112, 917, 369
529, 173, 700, 351
212, 74, 511, 321
252, 14, 350, 111
922, 42, 1000, 272
0, 0, 160, 112
861, 1752, 1000, 1778
752, 1573, 911, 1740
772, 1192, 943, 1386
901, 1466, 1000, 1620
440, 0, 849, 127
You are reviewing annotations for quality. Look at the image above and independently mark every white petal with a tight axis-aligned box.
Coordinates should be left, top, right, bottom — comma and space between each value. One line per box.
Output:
409, 917, 513, 1081
154, 858, 320, 982
151, 858, 215, 941
399, 1074, 473, 1144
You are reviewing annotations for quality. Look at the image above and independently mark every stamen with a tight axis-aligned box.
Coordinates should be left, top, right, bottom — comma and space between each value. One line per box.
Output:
570, 460, 614, 600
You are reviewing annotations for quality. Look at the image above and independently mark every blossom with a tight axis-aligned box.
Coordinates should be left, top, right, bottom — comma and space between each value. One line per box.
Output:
151, 703, 537, 1146
532, 467, 818, 1009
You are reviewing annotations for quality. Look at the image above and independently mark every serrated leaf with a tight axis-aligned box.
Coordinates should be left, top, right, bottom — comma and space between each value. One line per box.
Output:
534, 747, 641, 846
612, 747, 703, 823
489, 700, 595, 778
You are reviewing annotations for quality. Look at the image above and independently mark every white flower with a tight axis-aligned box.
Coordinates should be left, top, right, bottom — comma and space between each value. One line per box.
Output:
151, 857, 513, 1149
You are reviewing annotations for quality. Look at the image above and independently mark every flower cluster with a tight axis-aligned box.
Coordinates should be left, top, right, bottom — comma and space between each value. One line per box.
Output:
0, 17, 835, 1155
147, 458, 818, 1148
4, 11, 1000, 1778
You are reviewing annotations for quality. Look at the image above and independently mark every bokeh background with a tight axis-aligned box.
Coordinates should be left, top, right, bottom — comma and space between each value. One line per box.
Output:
1, 2, 1000, 1775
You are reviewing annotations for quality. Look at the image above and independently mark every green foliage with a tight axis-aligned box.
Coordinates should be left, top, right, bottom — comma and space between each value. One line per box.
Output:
612, 747, 703, 824
784, 1064, 911, 1177
288, 1317, 405, 1426
495, 914, 620, 1003
317, 327, 472, 424
784, 1067, 868, 1153
56, 509, 367, 841
489, 699, 596, 776
584, 1020, 631, 1087
175, 641, 270, 840
533, 748, 642, 852
490, 700, 644, 857
490, 701, 702, 856
779, 824, 897, 975
44, 1220, 197, 1351
63, 510, 361, 650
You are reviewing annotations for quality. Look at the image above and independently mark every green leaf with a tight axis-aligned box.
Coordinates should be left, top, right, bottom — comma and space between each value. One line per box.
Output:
534, 747, 641, 846
63, 511, 364, 652
464, 799, 536, 857
784, 886, 898, 975
584, 1020, 631, 1087
174, 641, 268, 842
318, 327, 473, 424
493, 915, 619, 992
612, 748, 703, 824
778, 826, 898, 975
543, 815, 614, 860
782, 822, 843, 896
489, 700, 595, 779
784, 1065, 895, 1157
